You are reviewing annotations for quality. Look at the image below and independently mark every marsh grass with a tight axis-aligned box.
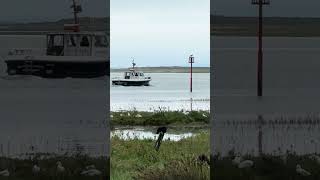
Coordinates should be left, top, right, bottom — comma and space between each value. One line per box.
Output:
0, 154, 109, 180
111, 132, 210, 180
111, 110, 209, 126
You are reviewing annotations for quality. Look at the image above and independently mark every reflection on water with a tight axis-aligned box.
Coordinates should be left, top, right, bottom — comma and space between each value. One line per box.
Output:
0, 76, 108, 158
212, 37, 320, 157
213, 116, 320, 157
112, 128, 194, 141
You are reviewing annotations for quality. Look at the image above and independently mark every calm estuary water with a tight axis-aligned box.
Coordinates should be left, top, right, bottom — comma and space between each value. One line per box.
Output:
212, 36, 320, 156
111, 73, 210, 111
3, 35, 320, 156
0, 35, 108, 157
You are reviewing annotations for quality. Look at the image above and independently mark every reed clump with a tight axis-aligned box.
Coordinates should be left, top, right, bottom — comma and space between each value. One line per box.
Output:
111, 109, 209, 126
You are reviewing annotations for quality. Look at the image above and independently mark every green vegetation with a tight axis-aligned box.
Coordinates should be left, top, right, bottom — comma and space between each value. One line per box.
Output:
0, 154, 109, 179
111, 110, 210, 179
213, 152, 320, 180
111, 67, 209, 73
111, 132, 210, 180
111, 110, 210, 126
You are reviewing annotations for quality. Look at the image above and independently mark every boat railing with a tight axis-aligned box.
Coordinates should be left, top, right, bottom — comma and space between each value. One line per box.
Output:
8, 48, 46, 56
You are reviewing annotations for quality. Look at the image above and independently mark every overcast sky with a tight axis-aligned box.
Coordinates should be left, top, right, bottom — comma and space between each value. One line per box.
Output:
213, 0, 320, 17
1, 0, 320, 23
111, 0, 210, 68
2, 0, 320, 68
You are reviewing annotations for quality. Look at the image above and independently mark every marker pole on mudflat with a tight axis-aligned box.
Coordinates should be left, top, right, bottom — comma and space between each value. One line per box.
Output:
189, 55, 195, 93
252, 0, 270, 97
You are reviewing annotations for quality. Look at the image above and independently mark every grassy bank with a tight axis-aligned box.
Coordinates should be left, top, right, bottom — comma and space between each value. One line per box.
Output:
0, 154, 109, 180
213, 153, 320, 180
111, 132, 210, 180
111, 110, 210, 126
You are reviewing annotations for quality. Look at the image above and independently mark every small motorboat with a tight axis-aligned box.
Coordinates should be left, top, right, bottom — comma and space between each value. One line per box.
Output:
4, 32, 109, 78
112, 60, 151, 86
3, 0, 109, 78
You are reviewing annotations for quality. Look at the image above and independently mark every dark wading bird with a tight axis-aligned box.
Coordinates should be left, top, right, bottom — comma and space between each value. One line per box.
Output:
154, 127, 167, 151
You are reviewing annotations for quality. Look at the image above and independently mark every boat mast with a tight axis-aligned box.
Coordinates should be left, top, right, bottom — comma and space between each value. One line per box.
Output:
132, 58, 136, 70
69, 0, 82, 32
72, 0, 79, 24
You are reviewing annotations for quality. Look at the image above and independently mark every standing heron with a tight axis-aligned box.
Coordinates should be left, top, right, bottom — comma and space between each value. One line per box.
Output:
154, 127, 167, 151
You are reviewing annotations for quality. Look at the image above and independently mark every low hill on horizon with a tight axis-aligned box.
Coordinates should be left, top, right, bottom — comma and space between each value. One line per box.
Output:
111, 66, 209, 73
0, 17, 109, 33
2, 16, 320, 36
211, 16, 320, 36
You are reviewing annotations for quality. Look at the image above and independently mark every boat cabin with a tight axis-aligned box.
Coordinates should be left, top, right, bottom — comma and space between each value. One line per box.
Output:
46, 32, 108, 57
124, 70, 147, 79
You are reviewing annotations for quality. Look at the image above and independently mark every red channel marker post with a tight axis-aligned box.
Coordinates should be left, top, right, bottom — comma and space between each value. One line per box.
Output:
189, 55, 195, 93
252, 0, 270, 97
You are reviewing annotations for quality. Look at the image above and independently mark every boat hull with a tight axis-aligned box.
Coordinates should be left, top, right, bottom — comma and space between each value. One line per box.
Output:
112, 80, 150, 86
5, 59, 109, 78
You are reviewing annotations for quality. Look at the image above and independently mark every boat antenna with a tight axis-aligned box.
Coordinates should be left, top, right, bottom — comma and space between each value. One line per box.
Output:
132, 58, 136, 69
71, 0, 82, 25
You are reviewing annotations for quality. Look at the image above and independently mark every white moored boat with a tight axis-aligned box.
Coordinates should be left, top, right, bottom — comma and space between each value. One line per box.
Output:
4, 0, 109, 78
112, 61, 151, 86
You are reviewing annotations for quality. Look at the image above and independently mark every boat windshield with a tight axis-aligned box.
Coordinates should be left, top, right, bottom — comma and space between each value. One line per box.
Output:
80, 35, 90, 47
47, 34, 64, 56
124, 72, 131, 79
67, 35, 78, 47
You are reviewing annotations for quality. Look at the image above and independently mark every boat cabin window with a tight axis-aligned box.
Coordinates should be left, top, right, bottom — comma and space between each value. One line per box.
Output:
67, 35, 78, 47
94, 35, 108, 47
140, 72, 144, 76
80, 35, 90, 47
125, 72, 130, 79
47, 34, 64, 56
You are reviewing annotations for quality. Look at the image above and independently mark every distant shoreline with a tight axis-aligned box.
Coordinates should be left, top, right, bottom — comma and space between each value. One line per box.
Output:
211, 16, 320, 37
0, 17, 109, 34
111, 67, 210, 73
2, 16, 320, 37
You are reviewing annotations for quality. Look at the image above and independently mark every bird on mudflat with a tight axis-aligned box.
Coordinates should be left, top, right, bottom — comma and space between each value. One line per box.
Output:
0, 169, 9, 177
154, 127, 167, 151
238, 160, 254, 169
56, 161, 65, 173
232, 156, 242, 166
296, 164, 311, 176
309, 154, 320, 165
32, 164, 41, 174
81, 165, 102, 176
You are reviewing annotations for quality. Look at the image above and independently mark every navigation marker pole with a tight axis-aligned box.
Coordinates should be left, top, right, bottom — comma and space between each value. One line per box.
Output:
189, 55, 195, 93
252, 0, 269, 97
